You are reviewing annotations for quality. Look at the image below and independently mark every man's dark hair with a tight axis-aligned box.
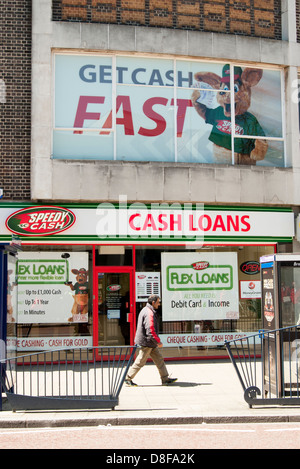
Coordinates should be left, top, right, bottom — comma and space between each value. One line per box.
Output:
148, 295, 160, 305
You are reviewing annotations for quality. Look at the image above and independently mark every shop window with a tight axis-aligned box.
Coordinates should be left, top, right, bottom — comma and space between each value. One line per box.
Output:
7, 245, 93, 355
135, 244, 274, 359
53, 53, 285, 167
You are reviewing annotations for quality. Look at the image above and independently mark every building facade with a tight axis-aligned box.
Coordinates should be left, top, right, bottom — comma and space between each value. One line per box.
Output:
1, 0, 300, 359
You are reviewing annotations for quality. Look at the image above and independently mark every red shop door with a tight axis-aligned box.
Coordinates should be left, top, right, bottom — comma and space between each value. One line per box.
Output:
93, 267, 134, 357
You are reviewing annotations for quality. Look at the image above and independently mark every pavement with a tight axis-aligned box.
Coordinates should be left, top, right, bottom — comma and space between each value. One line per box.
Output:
1, 359, 300, 428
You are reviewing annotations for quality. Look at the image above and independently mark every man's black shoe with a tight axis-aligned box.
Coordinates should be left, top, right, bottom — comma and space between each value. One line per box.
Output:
125, 379, 138, 387
162, 378, 178, 385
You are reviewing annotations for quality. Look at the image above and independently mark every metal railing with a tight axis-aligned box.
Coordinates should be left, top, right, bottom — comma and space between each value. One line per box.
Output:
0, 345, 136, 411
225, 325, 300, 408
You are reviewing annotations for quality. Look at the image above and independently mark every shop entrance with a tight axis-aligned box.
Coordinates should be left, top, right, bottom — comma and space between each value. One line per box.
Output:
93, 268, 134, 351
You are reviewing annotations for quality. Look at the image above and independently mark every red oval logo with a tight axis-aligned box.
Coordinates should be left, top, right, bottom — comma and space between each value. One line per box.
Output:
107, 285, 121, 292
5, 206, 76, 236
192, 261, 209, 270
191, 261, 209, 271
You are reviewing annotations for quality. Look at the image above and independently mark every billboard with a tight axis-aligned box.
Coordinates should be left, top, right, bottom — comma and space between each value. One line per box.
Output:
53, 54, 284, 166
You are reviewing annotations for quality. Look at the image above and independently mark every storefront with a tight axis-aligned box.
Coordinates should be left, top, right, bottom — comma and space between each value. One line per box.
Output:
0, 202, 295, 360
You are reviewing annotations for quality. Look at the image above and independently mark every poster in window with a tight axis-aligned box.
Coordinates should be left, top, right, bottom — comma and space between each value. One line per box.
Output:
161, 252, 239, 321
17, 251, 89, 324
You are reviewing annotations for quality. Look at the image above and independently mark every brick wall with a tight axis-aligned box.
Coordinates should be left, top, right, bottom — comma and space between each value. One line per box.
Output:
297, 0, 300, 42
52, 0, 282, 40
0, 1, 31, 201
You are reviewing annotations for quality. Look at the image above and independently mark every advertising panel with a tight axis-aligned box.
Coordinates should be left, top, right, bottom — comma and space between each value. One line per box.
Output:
260, 256, 281, 397
161, 252, 239, 321
53, 54, 284, 166
261, 260, 276, 330
240, 280, 261, 299
17, 251, 89, 324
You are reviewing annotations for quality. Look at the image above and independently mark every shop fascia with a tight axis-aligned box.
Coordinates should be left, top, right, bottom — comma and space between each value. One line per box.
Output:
0, 201, 295, 352
0, 200, 295, 244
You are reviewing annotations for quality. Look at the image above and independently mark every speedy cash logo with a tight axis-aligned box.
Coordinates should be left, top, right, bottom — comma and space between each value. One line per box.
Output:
191, 261, 209, 271
5, 206, 76, 236
216, 120, 244, 136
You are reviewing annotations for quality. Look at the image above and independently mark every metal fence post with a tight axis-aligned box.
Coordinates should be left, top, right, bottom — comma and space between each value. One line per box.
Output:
0, 247, 8, 412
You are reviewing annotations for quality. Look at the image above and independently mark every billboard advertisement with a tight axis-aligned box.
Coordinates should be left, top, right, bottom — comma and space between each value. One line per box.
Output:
53, 54, 284, 166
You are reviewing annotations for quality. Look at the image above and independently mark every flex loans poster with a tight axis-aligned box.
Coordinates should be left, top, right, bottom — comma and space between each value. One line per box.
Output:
17, 251, 89, 324
161, 252, 239, 321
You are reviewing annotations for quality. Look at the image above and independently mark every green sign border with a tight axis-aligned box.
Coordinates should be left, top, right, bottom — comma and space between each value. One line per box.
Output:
166, 264, 233, 291
0, 202, 294, 243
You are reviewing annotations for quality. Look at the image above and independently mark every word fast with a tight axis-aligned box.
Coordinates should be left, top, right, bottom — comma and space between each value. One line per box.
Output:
74, 95, 193, 137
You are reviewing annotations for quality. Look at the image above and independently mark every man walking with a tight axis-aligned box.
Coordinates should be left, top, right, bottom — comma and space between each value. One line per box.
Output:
125, 295, 177, 386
